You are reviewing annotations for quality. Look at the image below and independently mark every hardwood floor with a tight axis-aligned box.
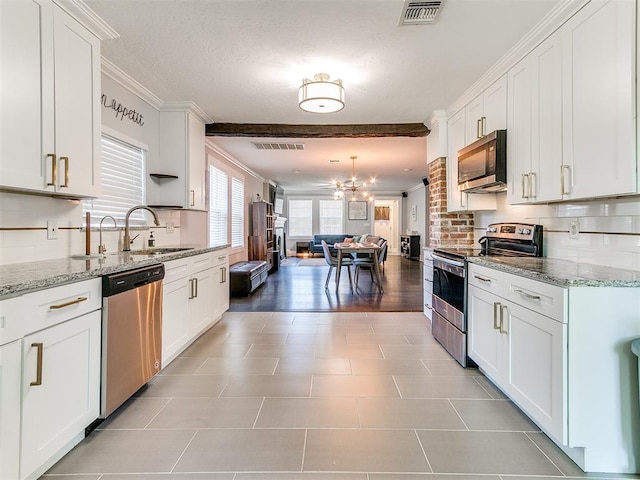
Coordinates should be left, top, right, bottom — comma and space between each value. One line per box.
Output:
229, 254, 424, 312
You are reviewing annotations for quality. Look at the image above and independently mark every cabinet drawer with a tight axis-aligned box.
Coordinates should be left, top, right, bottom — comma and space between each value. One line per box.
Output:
212, 251, 228, 268
163, 257, 191, 284
503, 274, 566, 322
0, 279, 100, 344
468, 263, 503, 293
191, 252, 214, 273
423, 278, 433, 293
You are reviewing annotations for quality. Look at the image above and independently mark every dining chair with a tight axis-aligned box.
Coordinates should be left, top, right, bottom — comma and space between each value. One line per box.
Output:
321, 240, 354, 289
354, 240, 387, 284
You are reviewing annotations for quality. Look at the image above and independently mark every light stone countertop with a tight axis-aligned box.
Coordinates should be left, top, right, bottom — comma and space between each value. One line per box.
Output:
0, 245, 229, 299
468, 256, 640, 288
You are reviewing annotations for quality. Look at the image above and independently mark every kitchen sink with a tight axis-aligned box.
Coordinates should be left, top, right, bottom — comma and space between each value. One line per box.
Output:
126, 247, 194, 256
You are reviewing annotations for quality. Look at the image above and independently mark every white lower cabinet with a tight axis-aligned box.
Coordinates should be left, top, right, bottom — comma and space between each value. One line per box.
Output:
423, 249, 433, 321
468, 261, 640, 473
162, 250, 229, 366
468, 264, 568, 443
0, 278, 102, 480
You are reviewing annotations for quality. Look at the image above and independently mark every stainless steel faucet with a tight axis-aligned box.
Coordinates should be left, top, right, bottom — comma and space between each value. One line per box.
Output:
98, 216, 118, 255
122, 205, 160, 251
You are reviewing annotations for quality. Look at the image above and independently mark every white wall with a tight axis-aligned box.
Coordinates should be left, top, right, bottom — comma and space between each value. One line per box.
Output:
475, 194, 640, 270
403, 184, 428, 258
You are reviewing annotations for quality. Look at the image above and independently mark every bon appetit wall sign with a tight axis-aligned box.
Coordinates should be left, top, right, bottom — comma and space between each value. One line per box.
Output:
101, 94, 144, 127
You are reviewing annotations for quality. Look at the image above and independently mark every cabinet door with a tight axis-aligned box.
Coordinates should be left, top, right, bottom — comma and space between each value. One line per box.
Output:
502, 301, 567, 443
561, 0, 636, 200
464, 95, 484, 145
467, 285, 503, 382
0, 0, 54, 192
189, 267, 214, 336
187, 113, 206, 210
483, 75, 507, 134
0, 341, 22, 480
214, 263, 230, 320
21, 311, 101, 480
52, 7, 101, 197
162, 278, 190, 365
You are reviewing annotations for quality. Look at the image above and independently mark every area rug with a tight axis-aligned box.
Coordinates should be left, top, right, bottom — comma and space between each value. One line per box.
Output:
298, 258, 328, 267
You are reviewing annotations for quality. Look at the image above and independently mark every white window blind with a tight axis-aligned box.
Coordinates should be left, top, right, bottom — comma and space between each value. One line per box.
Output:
319, 200, 343, 234
84, 135, 145, 226
231, 176, 244, 248
288, 199, 312, 237
209, 165, 228, 247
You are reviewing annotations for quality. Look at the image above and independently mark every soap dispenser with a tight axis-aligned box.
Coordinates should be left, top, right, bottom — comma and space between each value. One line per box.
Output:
148, 231, 155, 248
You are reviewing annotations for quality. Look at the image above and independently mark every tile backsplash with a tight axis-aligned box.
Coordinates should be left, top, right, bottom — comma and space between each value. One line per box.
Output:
475, 194, 640, 271
0, 192, 185, 265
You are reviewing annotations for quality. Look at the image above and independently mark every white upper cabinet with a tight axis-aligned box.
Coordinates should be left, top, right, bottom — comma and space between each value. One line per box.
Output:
447, 109, 497, 212
156, 110, 206, 210
464, 75, 507, 145
507, 31, 563, 204
0, 0, 100, 198
561, 0, 636, 200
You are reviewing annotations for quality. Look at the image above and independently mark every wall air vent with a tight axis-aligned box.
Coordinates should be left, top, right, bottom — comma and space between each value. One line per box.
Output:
252, 142, 305, 151
400, 0, 443, 25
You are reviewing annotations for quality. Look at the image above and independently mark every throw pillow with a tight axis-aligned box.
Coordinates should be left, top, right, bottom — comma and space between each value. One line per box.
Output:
352, 235, 362, 243
365, 235, 380, 244
343, 237, 354, 243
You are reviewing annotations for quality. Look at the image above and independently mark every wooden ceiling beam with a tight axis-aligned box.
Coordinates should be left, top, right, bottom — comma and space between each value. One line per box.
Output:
205, 123, 430, 138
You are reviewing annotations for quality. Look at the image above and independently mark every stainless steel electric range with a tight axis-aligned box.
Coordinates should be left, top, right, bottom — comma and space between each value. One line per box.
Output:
432, 223, 543, 367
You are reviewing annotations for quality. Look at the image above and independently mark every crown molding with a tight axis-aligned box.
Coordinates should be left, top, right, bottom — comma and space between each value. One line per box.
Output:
407, 182, 425, 193
205, 139, 264, 181
447, 0, 589, 116
53, 0, 118, 40
161, 102, 213, 124
101, 57, 164, 110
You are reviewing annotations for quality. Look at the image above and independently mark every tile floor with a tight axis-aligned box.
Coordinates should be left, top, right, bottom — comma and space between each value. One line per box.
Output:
43, 312, 633, 479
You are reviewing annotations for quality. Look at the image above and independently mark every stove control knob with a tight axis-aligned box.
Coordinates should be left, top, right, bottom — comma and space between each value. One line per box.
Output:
487, 227, 497, 233
519, 228, 531, 235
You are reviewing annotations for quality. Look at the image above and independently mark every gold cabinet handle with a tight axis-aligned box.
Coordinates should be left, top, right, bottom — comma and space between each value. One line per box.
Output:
513, 289, 541, 300
49, 296, 88, 310
220, 266, 226, 284
521, 173, 529, 199
474, 275, 491, 283
60, 156, 69, 187
188, 278, 195, 299
481, 116, 486, 136
190, 189, 195, 206
560, 165, 570, 195
528, 172, 536, 199
47, 153, 57, 186
30, 343, 43, 386
476, 118, 482, 139
493, 302, 501, 330
500, 306, 509, 334
193, 277, 198, 298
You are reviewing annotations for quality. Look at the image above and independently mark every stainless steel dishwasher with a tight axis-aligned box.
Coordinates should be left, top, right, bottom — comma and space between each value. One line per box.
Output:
101, 264, 165, 418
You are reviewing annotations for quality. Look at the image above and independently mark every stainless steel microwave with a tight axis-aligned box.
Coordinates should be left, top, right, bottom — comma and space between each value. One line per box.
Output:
457, 129, 507, 193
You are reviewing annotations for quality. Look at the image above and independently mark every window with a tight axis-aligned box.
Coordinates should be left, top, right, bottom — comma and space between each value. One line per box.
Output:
84, 134, 145, 226
319, 200, 343, 234
288, 199, 312, 237
231, 176, 244, 248
209, 165, 228, 247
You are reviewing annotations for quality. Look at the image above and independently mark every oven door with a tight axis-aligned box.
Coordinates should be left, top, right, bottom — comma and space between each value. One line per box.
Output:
432, 255, 465, 314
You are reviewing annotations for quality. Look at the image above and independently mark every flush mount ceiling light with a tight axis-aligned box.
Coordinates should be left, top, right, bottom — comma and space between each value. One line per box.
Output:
299, 73, 345, 113
333, 156, 376, 201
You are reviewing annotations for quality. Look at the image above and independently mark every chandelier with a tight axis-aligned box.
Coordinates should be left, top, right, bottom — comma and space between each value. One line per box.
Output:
299, 73, 345, 113
333, 156, 375, 201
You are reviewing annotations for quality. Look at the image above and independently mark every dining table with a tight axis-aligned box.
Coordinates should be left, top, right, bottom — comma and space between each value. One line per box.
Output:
334, 242, 384, 293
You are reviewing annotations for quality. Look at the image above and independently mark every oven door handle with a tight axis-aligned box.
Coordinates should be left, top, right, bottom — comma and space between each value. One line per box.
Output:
432, 254, 465, 268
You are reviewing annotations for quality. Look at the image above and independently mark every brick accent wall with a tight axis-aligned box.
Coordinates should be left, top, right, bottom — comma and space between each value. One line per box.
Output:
427, 157, 474, 249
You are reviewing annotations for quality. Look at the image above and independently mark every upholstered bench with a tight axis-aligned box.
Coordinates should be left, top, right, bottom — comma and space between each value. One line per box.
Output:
229, 260, 268, 296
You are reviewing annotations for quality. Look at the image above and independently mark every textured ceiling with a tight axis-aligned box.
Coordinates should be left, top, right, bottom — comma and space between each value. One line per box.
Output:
86, 0, 561, 192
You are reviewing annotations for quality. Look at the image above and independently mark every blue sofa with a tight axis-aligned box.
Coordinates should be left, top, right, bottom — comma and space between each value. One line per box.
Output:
309, 234, 354, 256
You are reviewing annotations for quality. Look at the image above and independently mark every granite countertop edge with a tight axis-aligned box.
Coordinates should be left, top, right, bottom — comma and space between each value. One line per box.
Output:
467, 256, 640, 288
0, 245, 230, 299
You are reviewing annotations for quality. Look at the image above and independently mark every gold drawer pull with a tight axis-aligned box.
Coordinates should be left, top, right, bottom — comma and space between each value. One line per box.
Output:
60, 156, 69, 187
47, 153, 57, 186
49, 296, 88, 310
493, 302, 501, 330
30, 343, 43, 386
514, 289, 541, 300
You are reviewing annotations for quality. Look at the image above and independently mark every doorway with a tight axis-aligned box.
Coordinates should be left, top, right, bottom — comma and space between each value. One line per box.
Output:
373, 198, 400, 255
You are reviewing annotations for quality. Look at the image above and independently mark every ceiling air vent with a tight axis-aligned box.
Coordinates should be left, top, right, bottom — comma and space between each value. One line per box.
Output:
400, 0, 443, 25
252, 142, 305, 151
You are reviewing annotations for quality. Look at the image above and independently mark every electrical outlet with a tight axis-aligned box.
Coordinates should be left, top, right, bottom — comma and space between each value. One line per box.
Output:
47, 221, 58, 240
569, 220, 579, 239
166, 221, 174, 234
